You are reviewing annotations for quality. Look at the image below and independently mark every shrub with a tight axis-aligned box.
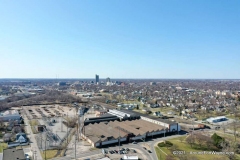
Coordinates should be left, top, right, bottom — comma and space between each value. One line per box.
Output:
165, 141, 173, 147
211, 133, 225, 148
158, 141, 173, 148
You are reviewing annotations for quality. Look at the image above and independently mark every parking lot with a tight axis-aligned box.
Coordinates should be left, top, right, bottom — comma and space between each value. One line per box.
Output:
23, 105, 77, 119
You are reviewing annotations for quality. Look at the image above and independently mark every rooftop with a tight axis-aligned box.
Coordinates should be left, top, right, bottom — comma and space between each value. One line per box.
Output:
3, 148, 25, 160
1, 110, 19, 116
84, 119, 166, 143
120, 109, 178, 125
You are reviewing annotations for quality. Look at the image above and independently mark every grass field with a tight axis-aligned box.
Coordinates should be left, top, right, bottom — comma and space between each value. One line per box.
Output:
155, 146, 167, 160
41, 150, 58, 160
29, 119, 39, 126
154, 136, 239, 160
0, 143, 7, 153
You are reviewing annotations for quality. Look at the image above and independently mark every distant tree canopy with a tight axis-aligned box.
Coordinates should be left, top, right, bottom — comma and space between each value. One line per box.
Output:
211, 133, 225, 148
0, 90, 83, 111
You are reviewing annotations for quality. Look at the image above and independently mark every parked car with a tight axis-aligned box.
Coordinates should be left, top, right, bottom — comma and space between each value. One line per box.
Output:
133, 150, 137, 153
103, 149, 108, 154
148, 150, 152, 153
143, 147, 147, 150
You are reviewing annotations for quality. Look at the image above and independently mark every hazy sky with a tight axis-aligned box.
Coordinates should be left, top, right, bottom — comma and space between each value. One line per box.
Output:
0, 0, 239, 79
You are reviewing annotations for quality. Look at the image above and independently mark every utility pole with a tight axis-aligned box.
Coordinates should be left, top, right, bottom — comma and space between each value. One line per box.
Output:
118, 127, 120, 154
164, 123, 165, 138
192, 118, 194, 136
178, 121, 179, 135
75, 133, 77, 160
61, 115, 63, 132
45, 138, 48, 160
79, 114, 81, 141
34, 150, 37, 160
67, 112, 69, 144
40, 133, 42, 149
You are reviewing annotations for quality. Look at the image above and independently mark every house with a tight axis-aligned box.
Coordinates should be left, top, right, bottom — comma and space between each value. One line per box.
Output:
16, 133, 28, 143
147, 103, 159, 108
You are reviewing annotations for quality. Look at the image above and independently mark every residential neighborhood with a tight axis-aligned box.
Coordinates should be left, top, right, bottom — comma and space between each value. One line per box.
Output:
0, 79, 240, 160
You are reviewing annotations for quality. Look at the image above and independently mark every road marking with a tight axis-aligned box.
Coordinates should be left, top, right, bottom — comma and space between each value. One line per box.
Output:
159, 148, 167, 155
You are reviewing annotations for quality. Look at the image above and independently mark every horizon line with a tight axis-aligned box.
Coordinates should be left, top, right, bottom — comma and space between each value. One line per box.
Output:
0, 78, 240, 80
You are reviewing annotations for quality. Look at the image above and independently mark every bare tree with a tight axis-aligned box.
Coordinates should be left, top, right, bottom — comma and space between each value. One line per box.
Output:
232, 120, 238, 142
194, 133, 205, 148
12, 126, 22, 134
186, 135, 195, 148
222, 122, 226, 134
221, 141, 236, 160
0, 118, 4, 129
205, 136, 214, 149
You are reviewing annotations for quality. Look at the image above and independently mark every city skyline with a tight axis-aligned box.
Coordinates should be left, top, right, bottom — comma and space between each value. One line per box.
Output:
0, 1, 240, 79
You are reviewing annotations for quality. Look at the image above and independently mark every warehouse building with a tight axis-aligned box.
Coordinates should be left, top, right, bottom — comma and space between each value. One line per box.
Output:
108, 109, 180, 132
108, 109, 140, 120
206, 116, 228, 123
82, 119, 168, 147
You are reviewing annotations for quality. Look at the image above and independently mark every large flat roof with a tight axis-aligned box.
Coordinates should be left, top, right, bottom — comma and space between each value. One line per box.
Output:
84, 119, 165, 143
3, 148, 25, 160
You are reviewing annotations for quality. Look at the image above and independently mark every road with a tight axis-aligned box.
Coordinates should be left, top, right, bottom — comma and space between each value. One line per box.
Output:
51, 144, 150, 160
23, 115, 43, 160
51, 133, 186, 160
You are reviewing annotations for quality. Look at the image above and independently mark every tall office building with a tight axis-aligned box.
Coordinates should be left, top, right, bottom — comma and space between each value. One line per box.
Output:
95, 74, 99, 84
106, 77, 111, 83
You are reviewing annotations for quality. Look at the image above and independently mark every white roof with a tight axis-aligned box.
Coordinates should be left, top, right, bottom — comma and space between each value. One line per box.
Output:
123, 155, 138, 159
1, 110, 19, 116
207, 116, 226, 121
97, 158, 111, 160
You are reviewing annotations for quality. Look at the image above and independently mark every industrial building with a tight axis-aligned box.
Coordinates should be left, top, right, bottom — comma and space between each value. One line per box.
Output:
108, 109, 180, 132
82, 118, 176, 147
81, 109, 181, 147
108, 109, 140, 120
206, 116, 228, 123
0, 110, 21, 122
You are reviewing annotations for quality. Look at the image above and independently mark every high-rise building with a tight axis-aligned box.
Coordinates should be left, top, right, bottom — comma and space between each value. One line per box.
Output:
95, 74, 99, 84
106, 77, 111, 83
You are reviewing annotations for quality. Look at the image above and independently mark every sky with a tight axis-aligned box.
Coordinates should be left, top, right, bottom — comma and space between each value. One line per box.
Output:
0, 0, 240, 79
